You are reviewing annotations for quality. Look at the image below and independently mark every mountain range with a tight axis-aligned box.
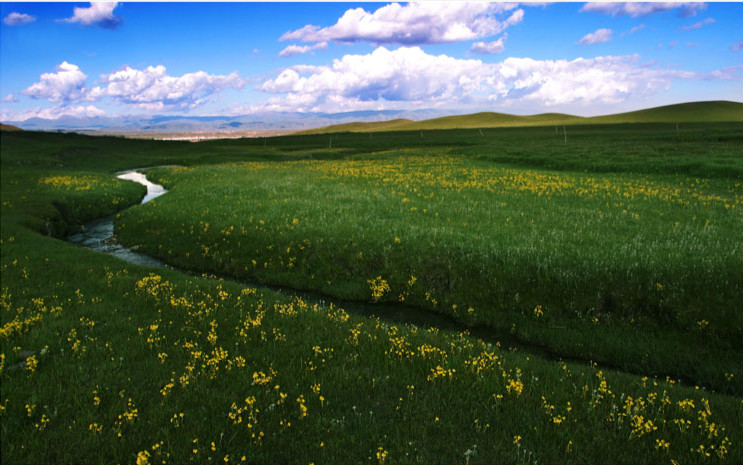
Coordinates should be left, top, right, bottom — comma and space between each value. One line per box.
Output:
3, 109, 455, 134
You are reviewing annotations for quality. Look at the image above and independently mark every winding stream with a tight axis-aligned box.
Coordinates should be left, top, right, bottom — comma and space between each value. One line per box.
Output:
64, 171, 708, 388
66, 170, 481, 334
67, 171, 168, 268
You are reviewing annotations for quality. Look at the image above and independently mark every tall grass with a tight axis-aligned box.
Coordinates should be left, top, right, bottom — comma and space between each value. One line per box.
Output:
117, 153, 742, 393
1, 125, 742, 463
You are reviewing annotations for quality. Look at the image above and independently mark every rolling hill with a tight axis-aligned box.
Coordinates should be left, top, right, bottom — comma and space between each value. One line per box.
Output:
297, 100, 743, 135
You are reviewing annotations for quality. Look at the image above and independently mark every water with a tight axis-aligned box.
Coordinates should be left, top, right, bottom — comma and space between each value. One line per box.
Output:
63, 170, 708, 387
66, 170, 168, 268
65, 170, 709, 385
65, 170, 470, 332
116, 171, 166, 204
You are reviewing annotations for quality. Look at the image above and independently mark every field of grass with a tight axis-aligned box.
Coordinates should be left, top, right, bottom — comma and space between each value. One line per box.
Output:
1, 122, 742, 464
117, 147, 742, 394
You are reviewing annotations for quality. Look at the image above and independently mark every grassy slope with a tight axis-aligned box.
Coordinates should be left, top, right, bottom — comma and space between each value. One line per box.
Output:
297, 118, 415, 135
298, 101, 743, 135
590, 100, 743, 124
1, 128, 742, 464
118, 154, 742, 395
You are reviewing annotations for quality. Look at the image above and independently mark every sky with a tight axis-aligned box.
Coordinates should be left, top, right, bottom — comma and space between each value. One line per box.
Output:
1, 1, 741, 121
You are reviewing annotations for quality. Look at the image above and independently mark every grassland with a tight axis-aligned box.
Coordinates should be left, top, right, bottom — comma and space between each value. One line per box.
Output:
1, 119, 742, 464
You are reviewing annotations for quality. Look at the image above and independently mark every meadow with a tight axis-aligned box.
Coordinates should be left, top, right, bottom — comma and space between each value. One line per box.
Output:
1, 122, 742, 464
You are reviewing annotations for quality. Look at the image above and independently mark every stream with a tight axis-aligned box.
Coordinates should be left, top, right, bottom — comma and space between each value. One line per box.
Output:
66, 170, 486, 334
64, 170, 707, 389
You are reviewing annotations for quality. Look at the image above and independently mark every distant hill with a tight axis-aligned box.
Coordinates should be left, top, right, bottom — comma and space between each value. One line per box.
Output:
0, 123, 22, 131
587, 101, 743, 124
297, 101, 743, 135
298, 119, 416, 134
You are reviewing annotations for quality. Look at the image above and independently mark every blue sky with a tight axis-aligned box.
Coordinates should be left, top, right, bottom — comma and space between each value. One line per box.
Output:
1, 2, 741, 121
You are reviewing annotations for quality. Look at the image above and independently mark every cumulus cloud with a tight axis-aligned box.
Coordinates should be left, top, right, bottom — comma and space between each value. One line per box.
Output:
579, 28, 613, 45
279, 42, 328, 57
680, 18, 715, 30
471, 35, 508, 54
1, 105, 105, 122
580, 2, 707, 18
280, 2, 524, 45
490, 55, 696, 107
60, 2, 122, 29
255, 46, 702, 113
731, 40, 743, 52
3, 12, 36, 26
3, 94, 19, 103
90, 65, 244, 110
21, 61, 244, 112
259, 46, 487, 109
23, 62, 89, 103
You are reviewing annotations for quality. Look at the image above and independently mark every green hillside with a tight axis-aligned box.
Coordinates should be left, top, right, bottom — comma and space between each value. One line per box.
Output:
588, 100, 743, 124
297, 118, 413, 135
299, 100, 743, 135
406, 112, 585, 130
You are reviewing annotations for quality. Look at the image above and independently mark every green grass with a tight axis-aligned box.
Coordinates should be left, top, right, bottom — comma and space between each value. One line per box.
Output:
1, 124, 742, 464
590, 101, 743, 124
116, 153, 742, 394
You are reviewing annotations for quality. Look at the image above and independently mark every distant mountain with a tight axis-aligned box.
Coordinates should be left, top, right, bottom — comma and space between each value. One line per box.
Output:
2, 109, 454, 134
4, 101, 740, 135
298, 101, 743, 134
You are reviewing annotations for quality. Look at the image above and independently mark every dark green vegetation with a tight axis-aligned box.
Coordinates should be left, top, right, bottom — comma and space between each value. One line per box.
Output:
1, 116, 742, 464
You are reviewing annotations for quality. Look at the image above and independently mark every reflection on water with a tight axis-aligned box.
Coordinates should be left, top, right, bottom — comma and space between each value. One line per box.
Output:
66, 170, 168, 268
116, 171, 166, 204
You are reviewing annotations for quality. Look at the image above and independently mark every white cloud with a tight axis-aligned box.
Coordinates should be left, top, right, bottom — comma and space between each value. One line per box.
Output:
579, 28, 613, 45
619, 24, 645, 37
259, 46, 487, 111
23, 62, 89, 103
60, 2, 121, 29
91, 65, 244, 110
471, 35, 508, 54
281, 2, 524, 45
731, 41, 743, 52
680, 17, 715, 31
256, 46, 703, 113
1, 105, 105, 122
2, 94, 19, 103
3, 12, 36, 26
580, 2, 707, 18
19, 61, 244, 112
279, 42, 328, 57
703, 65, 742, 81
493, 55, 695, 107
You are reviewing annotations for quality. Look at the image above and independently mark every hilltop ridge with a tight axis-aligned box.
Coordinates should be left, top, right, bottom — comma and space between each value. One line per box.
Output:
297, 100, 743, 135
